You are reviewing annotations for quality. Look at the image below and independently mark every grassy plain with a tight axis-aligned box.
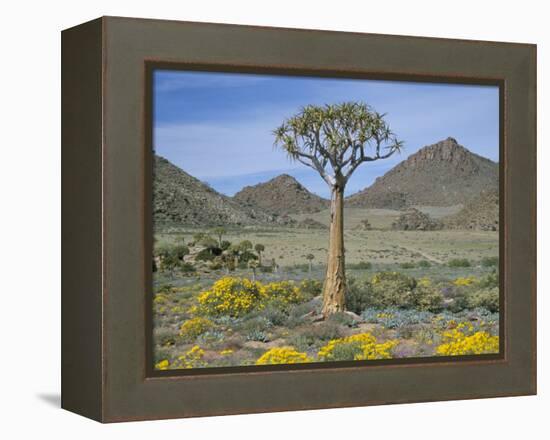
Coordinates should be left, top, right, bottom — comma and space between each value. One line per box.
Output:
156, 207, 497, 268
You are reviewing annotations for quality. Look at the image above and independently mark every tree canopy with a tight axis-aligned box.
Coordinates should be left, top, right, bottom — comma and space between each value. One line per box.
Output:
273, 102, 403, 189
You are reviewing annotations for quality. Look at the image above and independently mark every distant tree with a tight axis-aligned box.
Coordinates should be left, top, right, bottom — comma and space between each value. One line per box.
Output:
212, 227, 226, 247
271, 258, 279, 275
238, 240, 253, 252
220, 253, 232, 274
228, 244, 241, 268
306, 253, 315, 273
248, 260, 259, 281
255, 243, 265, 265
274, 102, 402, 317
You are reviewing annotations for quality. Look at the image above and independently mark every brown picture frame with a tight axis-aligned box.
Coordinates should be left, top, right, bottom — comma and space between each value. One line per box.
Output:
61, 16, 536, 422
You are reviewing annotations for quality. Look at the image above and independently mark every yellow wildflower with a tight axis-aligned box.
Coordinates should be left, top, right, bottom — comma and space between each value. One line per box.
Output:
256, 347, 313, 365
436, 330, 499, 356
155, 359, 169, 370
453, 276, 478, 287
318, 333, 397, 361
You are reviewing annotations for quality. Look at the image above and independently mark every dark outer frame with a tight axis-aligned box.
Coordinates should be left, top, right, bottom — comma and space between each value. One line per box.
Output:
61, 16, 536, 422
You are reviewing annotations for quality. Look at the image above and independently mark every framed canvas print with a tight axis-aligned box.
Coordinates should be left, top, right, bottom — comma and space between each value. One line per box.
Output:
62, 16, 536, 422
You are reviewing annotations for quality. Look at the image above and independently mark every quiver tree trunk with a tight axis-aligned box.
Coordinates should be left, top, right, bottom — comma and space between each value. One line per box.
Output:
321, 186, 347, 317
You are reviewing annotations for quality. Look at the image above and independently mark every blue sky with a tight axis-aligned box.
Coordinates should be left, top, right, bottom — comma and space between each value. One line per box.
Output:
153, 70, 499, 198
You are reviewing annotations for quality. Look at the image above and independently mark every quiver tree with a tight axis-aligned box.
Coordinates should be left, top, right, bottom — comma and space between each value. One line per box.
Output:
212, 227, 226, 247
255, 243, 265, 265
274, 102, 402, 317
248, 260, 259, 281
306, 253, 315, 273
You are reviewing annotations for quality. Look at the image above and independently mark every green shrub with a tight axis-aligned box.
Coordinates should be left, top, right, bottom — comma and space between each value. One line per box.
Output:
418, 260, 432, 268
399, 262, 415, 269
160, 253, 180, 271
479, 270, 499, 288
288, 322, 344, 351
246, 330, 269, 342
172, 245, 190, 260
238, 316, 272, 342
298, 279, 323, 299
180, 262, 196, 273
239, 316, 272, 335
447, 294, 468, 313
195, 248, 215, 262
157, 284, 174, 294
345, 277, 374, 314
324, 340, 364, 361
257, 305, 288, 326
411, 284, 443, 312
466, 287, 499, 312
154, 327, 177, 347
179, 317, 215, 341
286, 300, 320, 327
348, 261, 372, 270
481, 256, 499, 267
307, 321, 344, 340
369, 271, 417, 309
448, 258, 471, 268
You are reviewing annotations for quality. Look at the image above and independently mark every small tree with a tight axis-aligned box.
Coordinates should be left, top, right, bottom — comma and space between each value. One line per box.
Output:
238, 240, 253, 252
228, 244, 241, 268
271, 258, 279, 274
212, 227, 226, 247
274, 102, 402, 317
306, 253, 315, 273
220, 252, 235, 274
255, 243, 265, 266
248, 260, 259, 281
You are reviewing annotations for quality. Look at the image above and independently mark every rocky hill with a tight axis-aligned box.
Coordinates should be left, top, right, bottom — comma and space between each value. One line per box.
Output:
233, 174, 329, 215
153, 155, 292, 227
346, 137, 498, 208
443, 189, 499, 231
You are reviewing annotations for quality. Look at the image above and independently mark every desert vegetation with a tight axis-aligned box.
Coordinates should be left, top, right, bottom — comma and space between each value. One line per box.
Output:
153, 224, 499, 369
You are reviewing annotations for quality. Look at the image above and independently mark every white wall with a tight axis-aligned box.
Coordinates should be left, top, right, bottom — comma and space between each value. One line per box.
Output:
0, 1, 546, 438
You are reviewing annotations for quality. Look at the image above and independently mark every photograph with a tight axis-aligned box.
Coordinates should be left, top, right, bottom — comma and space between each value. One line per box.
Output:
151, 70, 501, 370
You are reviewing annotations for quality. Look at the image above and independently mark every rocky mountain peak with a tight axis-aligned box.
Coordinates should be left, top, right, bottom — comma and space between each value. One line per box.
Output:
347, 138, 498, 208
233, 174, 329, 215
